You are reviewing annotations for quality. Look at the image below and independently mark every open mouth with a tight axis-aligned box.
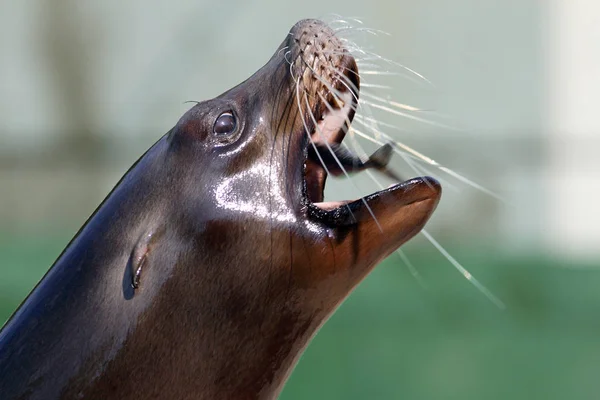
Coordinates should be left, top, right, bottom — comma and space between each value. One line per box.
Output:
302, 51, 359, 204
296, 30, 440, 227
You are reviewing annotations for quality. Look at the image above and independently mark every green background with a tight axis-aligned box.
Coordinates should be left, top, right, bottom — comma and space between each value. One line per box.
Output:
3, 235, 599, 399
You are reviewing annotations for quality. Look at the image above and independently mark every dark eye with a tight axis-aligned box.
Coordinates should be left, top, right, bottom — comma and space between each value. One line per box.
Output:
213, 112, 237, 136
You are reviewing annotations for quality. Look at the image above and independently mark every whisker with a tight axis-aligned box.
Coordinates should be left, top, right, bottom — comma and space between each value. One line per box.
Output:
354, 49, 435, 88
298, 59, 361, 118
311, 91, 383, 232
354, 115, 409, 133
351, 127, 437, 192
420, 230, 506, 309
351, 102, 386, 142
362, 165, 428, 289
315, 19, 506, 308
361, 91, 464, 124
403, 160, 460, 193
278, 45, 290, 60
357, 67, 431, 89
321, 55, 411, 78
351, 61, 383, 70
332, 70, 360, 103
352, 116, 474, 194
351, 121, 458, 192
351, 127, 491, 299
436, 166, 508, 203
354, 123, 504, 200
295, 56, 385, 228
321, 14, 358, 26
294, 80, 329, 174
344, 115, 371, 160
396, 249, 429, 289
361, 100, 461, 131
295, 77, 362, 226
360, 83, 392, 90
348, 17, 365, 25
334, 27, 391, 36
341, 91, 434, 190
348, 125, 383, 146
284, 50, 300, 81
366, 170, 429, 289
356, 70, 400, 76
316, 48, 406, 69
361, 92, 424, 112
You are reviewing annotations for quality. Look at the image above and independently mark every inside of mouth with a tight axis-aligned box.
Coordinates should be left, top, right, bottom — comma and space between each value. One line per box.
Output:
312, 90, 354, 146
304, 89, 357, 210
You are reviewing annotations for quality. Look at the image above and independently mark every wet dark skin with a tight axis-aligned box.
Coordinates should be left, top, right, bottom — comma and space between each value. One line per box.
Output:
0, 20, 441, 400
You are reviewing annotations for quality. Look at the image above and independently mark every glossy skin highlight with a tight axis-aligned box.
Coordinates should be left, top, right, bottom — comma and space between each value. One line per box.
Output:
0, 20, 441, 399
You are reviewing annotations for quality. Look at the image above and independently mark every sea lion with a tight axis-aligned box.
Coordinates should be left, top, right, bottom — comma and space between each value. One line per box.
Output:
0, 19, 441, 399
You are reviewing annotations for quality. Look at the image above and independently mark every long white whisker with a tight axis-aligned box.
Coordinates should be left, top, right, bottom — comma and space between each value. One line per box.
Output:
372, 128, 504, 201
298, 61, 365, 125
295, 78, 358, 224
285, 51, 297, 80
335, 27, 390, 36
420, 230, 506, 309
350, 126, 459, 192
397, 249, 429, 289
354, 115, 410, 133
360, 83, 392, 90
359, 70, 404, 76
349, 126, 382, 146
278, 46, 290, 60
294, 78, 361, 226
362, 100, 462, 131
352, 48, 435, 87
360, 168, 429, 289
361, 92, 424, 112
315, 18, 509, 309
361, 91, 463, 123
312, 91, 383, 232
352, 127, 493, 300
332, 70, 359, 103
350, 127, 434, 191
295, 79, 330, 176
436, 166, 508, 202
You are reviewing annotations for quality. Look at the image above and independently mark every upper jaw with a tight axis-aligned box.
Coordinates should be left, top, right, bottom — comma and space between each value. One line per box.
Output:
280, 19, 441, 230
300, 52, 360, 208
299, 86, 442, 229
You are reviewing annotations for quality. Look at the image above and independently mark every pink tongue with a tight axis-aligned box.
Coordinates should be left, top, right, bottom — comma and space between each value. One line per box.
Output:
313, 200, 351, 211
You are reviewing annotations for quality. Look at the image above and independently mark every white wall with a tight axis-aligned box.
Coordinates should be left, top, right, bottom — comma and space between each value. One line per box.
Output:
547, 0, 600, 260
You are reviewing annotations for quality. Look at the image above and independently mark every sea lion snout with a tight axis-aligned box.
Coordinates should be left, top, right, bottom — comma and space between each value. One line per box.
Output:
285, 19, 359, 145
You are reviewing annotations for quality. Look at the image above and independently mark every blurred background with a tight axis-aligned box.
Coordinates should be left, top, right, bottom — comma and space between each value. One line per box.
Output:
1, 0, 599, 399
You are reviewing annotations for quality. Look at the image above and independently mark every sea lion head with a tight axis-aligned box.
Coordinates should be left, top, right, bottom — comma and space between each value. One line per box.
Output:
147, 18, 441, 395
164, 18, 440, 304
